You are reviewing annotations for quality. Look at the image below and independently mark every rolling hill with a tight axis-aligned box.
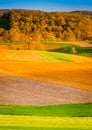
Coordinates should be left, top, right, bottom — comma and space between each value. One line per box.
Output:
0, 50, 92, 92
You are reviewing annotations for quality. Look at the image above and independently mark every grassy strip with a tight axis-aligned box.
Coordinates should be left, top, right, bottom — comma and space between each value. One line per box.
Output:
42, 41, 79, 47
36, 51, 73, 62
0, 126, 91, 130
0, 103, 92, 117
0, 115, 92, 129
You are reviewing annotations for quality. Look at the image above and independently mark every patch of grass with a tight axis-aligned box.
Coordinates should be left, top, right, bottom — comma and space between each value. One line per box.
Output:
77, 47, 92, 57
0, 126, 91, 130
36, 51, 73, 62
49, 46, 92, 57
42, 41, 79, 47
0, 103, 92, 117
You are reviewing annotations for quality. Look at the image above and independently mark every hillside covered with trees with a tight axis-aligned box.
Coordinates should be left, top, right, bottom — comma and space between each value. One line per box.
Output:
0, 10, 92, 43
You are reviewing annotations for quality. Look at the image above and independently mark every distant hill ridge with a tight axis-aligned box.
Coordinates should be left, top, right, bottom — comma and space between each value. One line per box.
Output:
71, 11, 92, 16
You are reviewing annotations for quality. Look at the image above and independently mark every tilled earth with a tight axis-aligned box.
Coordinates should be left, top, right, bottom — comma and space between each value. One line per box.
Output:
0, 74, 92, 105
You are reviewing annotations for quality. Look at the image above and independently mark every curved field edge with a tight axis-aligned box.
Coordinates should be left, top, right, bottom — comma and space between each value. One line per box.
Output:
0, 103, 92, 117
35, 51, 73, 62
0, 115, 92, 129
0, 62, 92, 91
0, 127, 91, 130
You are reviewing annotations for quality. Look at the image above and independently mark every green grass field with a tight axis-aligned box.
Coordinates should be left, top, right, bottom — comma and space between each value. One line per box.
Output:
42, 41, 92, 57
50, 47, 92, 57
36, 51, 73, 62
0, 103, 92, 116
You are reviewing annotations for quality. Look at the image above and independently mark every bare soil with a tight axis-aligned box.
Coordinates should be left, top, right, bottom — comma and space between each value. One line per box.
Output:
0, 74, 92, 105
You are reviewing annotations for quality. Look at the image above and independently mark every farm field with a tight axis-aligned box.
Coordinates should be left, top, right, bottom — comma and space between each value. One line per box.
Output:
0, 50, 92, 91
0, 115, 92, 130
0, 103, 92, 130
0, 41, 92, 57
0, 103, 92, 116
42, 41, 92, 57
0, 8, 92, 130
0, 46, 92, 129
0, 73, 92, 105
0, 50, 73, 62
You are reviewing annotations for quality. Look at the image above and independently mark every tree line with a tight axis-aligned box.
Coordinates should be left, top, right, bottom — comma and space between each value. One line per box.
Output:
0, 10, 92, 43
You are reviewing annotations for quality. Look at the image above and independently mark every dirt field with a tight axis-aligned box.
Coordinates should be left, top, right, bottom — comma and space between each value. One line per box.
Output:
0, 50, 92, 105
0, 61, 92, 91
0, 74, 92, 105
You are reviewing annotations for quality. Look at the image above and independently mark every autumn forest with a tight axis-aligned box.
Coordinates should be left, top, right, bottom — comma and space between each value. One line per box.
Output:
0, 10, 92, 43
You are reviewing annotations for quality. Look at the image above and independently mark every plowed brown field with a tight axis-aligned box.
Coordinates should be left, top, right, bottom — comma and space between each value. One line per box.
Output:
0, 74, 92, 105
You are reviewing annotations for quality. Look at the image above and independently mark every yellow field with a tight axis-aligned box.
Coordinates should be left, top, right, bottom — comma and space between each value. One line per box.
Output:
0, 50, 91, 62
0, 115, 92, 129
0, 50, 92, 91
